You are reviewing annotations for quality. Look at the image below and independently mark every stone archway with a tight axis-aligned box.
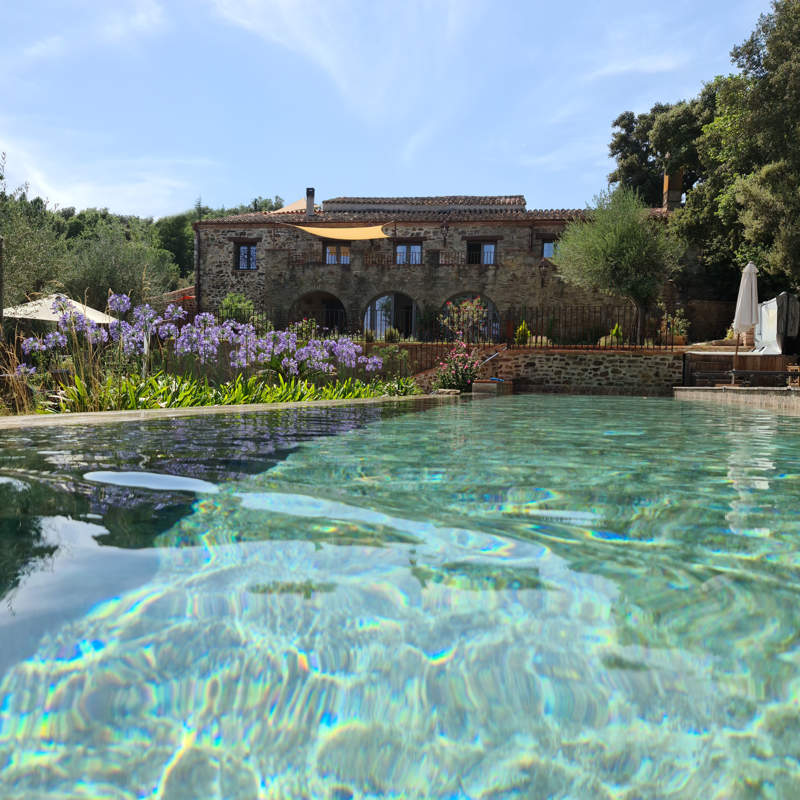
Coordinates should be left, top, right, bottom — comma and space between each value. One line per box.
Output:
441, 292, 501, 342
363, 292, 421, 339
289, 291, 347, 331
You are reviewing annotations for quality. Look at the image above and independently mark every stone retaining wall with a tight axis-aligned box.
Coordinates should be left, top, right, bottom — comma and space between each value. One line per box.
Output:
476, 349, 684, 396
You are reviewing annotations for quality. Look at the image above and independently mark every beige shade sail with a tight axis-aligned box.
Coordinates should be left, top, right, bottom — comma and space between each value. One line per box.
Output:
290, 223, 390, 241
3, 295, 117, 324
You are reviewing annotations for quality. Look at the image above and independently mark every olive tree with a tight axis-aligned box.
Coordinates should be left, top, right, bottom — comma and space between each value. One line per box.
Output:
553, 187, 683, 341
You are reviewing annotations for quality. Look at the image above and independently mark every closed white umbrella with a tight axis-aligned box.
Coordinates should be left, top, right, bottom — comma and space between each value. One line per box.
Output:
732, 261, 759, 379
733, 262, 759, 334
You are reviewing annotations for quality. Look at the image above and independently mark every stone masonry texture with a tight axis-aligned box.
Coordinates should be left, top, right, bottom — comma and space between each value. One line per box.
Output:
413, 349, 684, 395
195, 214, 620, 327
478, 349, 684, 396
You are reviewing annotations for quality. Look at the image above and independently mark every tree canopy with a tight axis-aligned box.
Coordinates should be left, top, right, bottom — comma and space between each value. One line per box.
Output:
0, 152, 283, 308
607, 0, 800, 295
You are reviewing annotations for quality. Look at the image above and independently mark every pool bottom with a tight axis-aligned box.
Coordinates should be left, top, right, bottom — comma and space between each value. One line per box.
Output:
1, 527, 798, 800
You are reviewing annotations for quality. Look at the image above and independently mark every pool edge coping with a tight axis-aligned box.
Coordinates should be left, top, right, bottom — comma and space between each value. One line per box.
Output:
0, 393, 459, 431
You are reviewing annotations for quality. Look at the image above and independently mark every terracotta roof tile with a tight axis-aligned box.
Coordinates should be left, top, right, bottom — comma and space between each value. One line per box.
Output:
198, 209, 586, 225
196, 196, 590, 225
323, 195, 526, 209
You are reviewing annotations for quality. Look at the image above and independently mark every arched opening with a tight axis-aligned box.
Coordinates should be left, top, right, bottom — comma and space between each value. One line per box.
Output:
289, 291, 347, 331
440, 293, 501, 342
363, 292, 420, 340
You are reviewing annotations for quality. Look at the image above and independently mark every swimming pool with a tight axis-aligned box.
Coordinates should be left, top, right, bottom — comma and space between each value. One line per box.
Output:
1, 395, 800, 798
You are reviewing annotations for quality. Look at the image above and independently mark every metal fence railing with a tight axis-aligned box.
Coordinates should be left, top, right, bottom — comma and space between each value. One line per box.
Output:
216, 305, 679, 352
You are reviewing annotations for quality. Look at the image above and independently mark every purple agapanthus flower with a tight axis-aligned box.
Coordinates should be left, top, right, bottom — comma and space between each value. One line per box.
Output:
50, 295, 71, 315
162, 303, 187, 323
57, 309, 90, 335
14, 363, 36, 377
43, 330, 67, 350
107, 293, 132, 314
21, 337, 44, 355
280, 357, 299, 375
85, 322, 109, 345
133, 304, 160, 332
358, 355, 383, 372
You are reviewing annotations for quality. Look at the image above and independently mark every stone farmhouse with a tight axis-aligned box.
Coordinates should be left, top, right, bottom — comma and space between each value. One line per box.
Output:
193, 189, 669, 336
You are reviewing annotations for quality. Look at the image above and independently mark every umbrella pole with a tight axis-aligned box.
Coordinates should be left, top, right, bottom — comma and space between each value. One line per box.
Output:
732, 333, 740, 385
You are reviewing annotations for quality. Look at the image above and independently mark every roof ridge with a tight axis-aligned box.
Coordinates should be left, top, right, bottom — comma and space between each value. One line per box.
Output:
323, 195, 526, 205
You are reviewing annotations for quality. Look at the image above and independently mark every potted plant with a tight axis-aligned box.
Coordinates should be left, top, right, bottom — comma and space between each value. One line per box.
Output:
659, 303, 690, 345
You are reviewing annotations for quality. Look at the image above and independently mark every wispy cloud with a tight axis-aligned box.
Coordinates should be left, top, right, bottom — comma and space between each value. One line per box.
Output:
401, 119, 442, 165
519, 136, 609, 173
22, 35, 68, 63
588, 53, 690, 80
6, 1, 167, 73
99, 0, 167, 41
209, 0, 486, 125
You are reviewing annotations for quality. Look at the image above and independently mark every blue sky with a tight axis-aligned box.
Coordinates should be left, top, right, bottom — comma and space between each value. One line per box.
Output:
1, 0, 772, 218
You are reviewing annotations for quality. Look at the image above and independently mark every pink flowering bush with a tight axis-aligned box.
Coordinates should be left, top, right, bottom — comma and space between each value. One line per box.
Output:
431, 337, 482, 391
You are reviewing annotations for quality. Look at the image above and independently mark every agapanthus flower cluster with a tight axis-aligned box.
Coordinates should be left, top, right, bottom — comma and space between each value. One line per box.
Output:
14, 363, 36, 378
17, 292, 382, 379
21, 336, 46, 355
107, 293, 132, 314
158, 303, 188, 340
175, 313, 224, 364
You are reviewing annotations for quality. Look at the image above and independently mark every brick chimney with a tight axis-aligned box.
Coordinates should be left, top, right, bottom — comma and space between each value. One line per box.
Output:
662, 170, 683, 211
306, 187, 315, 218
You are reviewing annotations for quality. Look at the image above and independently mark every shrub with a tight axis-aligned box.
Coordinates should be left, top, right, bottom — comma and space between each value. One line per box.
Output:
598, 322, 625, 347
374, 376, 421, 396
384, 327, 400, 343
288, 318, 318, 342
364, 328, 375, 343
431, 338, 482, 392
440, 297, 489, 342
658, 303, 690, 338
219, 292, 254, 324
373, 344, 410, 377
514, 320, 531, 345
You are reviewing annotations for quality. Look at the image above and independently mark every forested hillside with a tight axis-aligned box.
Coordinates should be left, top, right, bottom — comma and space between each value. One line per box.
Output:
0, 154, 281, 309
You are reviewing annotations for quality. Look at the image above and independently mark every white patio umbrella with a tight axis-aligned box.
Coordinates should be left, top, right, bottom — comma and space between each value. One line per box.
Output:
2, 295, 116, 325
732, 261, 759, 374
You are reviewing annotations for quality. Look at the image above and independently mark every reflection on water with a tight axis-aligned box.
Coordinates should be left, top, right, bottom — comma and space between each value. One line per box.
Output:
1, 396, 800, 797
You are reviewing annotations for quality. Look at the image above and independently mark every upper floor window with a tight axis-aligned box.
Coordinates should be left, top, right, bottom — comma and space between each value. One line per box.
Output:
325, 242, 351, 264
237, 243, 257, 270
396, 243, 422, 265
467, 241, 496, 265
542, 240, 555, 259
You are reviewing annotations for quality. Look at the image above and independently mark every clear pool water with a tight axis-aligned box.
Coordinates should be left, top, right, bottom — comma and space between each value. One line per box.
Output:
2, 395, 800, 798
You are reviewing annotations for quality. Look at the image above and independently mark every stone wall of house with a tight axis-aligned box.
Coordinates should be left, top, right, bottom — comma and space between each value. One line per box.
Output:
195, 220, 619, 327
474, 349, 684, 395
